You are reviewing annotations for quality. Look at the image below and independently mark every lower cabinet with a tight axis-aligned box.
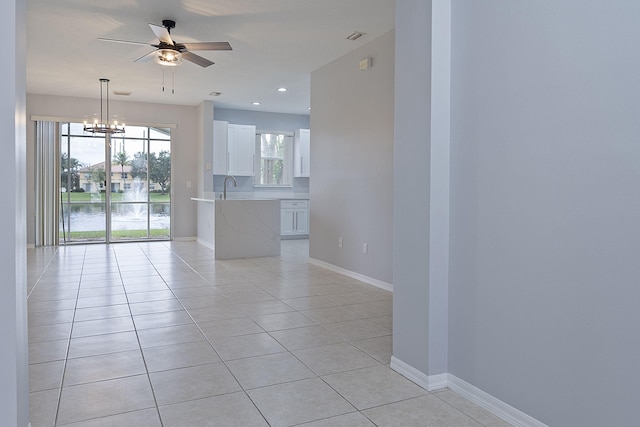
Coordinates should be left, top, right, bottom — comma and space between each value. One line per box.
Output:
281, 200, 308, 238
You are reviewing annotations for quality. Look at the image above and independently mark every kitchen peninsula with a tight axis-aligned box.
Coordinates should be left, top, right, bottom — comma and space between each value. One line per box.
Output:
192, 195, 280, 260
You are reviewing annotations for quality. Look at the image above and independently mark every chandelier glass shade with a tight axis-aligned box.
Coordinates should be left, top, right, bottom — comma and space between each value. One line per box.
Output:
83, 78, 125, 135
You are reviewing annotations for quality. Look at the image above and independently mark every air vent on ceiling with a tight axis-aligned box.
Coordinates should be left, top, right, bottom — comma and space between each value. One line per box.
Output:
113, 90, 131, 96
346, 31, 366, 41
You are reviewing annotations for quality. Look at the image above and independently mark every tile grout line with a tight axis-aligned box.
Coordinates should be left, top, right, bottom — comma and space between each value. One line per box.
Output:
112, 243, 166, 427
52, 245, 87, 427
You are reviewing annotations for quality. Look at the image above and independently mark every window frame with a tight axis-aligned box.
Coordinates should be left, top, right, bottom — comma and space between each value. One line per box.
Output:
253, 131, 293, 188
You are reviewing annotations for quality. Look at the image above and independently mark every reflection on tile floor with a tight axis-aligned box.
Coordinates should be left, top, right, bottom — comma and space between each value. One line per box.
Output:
27, 240, 511, 426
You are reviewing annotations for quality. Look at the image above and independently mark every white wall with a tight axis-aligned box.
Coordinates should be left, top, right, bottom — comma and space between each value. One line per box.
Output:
309, 30, 395, 284
448, 1, 640, 425
26, 94, 201, 244
0, 0, 28, 425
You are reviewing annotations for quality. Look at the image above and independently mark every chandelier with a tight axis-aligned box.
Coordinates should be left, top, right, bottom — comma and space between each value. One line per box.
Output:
83, 78, 125, 134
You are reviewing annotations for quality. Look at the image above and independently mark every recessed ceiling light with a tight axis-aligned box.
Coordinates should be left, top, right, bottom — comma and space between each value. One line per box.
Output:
346, 31, 366, 41
307, 107, 311, 110
252, 101, 261, 106
277, 87, 287, 92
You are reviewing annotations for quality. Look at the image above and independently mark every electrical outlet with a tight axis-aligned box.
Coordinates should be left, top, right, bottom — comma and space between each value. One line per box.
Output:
362, 243, 368, 254
338, 237, 343, 248
186, 180, 192, 188
206, 163, 212, 170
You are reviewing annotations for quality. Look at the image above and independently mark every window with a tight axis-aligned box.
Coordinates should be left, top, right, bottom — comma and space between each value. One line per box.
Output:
255, 132, 292, 186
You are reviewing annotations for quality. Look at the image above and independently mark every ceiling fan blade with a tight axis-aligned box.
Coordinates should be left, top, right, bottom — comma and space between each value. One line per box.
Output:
149, 23, 174, 45
134, 50, 157, 63
98, 37, 151, 46
182, 51, 214, 67
180, 42, 232, 51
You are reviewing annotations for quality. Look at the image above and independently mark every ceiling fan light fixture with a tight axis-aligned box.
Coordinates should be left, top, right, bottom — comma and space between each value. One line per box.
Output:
155, 49, 182, 66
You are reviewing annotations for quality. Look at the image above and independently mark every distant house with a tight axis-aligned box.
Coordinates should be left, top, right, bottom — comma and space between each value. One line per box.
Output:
79, 162, 156, 193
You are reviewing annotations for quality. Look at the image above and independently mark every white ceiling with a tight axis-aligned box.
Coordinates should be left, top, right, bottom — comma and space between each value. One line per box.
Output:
26, 0, 395, 115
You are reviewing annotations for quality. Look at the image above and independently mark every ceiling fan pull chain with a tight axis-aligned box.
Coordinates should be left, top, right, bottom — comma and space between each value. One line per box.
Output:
172, 71, 175, 95
162, 67, 165, 92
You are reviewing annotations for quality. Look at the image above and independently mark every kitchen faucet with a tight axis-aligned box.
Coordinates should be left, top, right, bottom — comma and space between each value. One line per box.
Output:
223, 175, 237, 200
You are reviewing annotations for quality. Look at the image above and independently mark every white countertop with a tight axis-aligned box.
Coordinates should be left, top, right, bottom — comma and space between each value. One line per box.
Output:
192, 192, 309, 202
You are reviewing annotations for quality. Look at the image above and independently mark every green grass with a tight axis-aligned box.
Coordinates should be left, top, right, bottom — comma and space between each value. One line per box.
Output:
61, 228, 170, 241
61, 192, 170, 203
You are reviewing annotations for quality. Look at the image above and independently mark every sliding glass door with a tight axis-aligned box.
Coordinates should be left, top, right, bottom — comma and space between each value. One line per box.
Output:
58, 123, 171, 244
109, 127, 171, 241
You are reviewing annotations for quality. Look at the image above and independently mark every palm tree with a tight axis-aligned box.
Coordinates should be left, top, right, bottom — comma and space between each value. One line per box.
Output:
113, 151, 130, 192
60, 153, 82, 192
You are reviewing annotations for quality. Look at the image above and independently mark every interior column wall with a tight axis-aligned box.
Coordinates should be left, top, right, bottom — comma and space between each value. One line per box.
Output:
391, 0, 434, 377
0, 0, 29, 425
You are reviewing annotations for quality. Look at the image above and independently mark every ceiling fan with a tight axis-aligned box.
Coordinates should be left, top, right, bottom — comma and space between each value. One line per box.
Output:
98, 19, 232, 68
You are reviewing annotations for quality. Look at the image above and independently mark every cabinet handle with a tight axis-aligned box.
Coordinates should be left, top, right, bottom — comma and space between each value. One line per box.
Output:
294, 211, 298, 230
300, 157, 303, 175
292, 212, 295, 230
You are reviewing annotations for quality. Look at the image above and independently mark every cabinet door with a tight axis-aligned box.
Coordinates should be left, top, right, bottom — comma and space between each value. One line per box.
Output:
213, 120, 228, 175
294, 208, 308, 234
294, 129, 310, 177
281, 209, 295, 235
228, 124, 256, 176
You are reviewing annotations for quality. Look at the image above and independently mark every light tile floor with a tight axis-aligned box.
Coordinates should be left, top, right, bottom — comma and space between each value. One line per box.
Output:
27, 240, 512, 426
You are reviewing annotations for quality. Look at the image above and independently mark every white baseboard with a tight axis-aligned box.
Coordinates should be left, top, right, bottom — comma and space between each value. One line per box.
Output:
390, 356, 448, 391
308, 258, 393, 292
173, 236, 197, 242
388, 358, 546, 427
447, 374, 548, 427
195, 238, 214, 250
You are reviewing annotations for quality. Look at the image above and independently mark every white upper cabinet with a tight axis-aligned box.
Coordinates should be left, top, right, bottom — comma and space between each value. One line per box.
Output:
293, 129, 310, 177
228, 124, 256, 176
213, 121, 256, 176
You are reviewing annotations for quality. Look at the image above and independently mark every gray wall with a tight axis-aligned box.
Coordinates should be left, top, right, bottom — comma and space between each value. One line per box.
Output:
26, 94, 201, 244
212, 107, 310, 195
1, 0, 28, 425
198, 101, 214, 195
393, 0, 451, 379
448, 1, 640, 425
309, 30, 394, 284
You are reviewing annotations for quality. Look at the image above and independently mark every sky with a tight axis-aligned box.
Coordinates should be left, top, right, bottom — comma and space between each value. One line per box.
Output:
61, 123, 171, 168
